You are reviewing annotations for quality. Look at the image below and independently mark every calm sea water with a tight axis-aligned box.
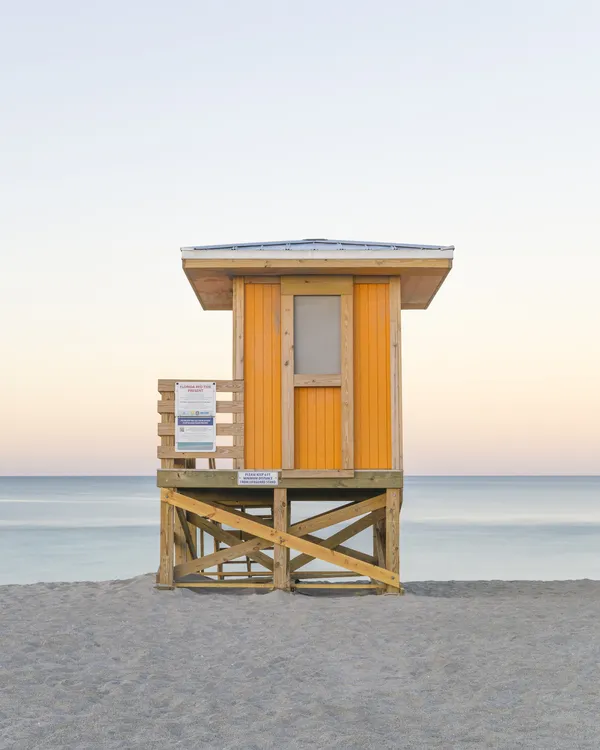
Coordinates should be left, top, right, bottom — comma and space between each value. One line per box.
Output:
1, 476, 599, 585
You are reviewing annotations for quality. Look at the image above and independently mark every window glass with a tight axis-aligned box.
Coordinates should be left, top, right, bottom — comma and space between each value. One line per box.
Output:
294, 295, 341, 374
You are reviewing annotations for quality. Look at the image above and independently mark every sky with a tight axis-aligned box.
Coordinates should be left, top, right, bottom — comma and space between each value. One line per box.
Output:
2, 0, 599, 475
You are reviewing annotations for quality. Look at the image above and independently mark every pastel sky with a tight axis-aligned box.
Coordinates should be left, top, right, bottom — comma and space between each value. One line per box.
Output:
2, 1, 599, 475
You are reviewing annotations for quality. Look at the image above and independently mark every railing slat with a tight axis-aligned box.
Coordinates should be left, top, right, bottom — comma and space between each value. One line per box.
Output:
158, 446, 243, 460
158, 379, 243, 393
157, 400, 243, 414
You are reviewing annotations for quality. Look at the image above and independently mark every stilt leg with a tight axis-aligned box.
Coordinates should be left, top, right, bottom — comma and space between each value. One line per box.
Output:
385, 488, 401, 594
273, 488, 290, 590
158, 491, 174, 588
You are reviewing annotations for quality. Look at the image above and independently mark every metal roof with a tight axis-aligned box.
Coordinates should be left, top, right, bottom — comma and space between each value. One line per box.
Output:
181, 238, 454, 260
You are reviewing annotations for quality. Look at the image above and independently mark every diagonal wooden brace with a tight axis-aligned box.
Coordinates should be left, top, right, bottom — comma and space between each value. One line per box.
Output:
167, 490, 399, 588
291, 507, 385, 572
186, 512, 274, 571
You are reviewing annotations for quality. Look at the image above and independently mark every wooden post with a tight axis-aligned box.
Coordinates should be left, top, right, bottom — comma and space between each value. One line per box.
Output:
341, 291, 354, 470
385, 488, 401, 594
273, 488, 290, 590
158, 491, 174, 587
281, 295, 294, 469
373, 515, 386, 594
232, 277, 244, 469
390, 277, 403, 471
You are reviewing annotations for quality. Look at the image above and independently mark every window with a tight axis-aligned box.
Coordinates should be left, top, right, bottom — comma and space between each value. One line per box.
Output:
293, 295, 341, 374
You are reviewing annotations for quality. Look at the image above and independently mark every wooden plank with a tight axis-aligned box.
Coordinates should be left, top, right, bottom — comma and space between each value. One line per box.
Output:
294, 583, 381, 589
157, 469, 403, 489
232, 277, 244, 469
354, 276, 390, 284
289, 494, 385, 537
385, 488, 401, 594
166, 491, 399, 587
158, 380, 243, 393
273, 488, 289, 590
176, 508, 197, 559
175, 582, 274, 589
302, 537, 376, 565
196, 576, 273, 581
157, 494, 174, 587
293, 374, 341, 387
184, 258, 451, 271
280, 470, 354, 479
185, 513, 274, 571
158, 400, 244, 414
291, 571, 364, 578
281, 294, 294, 469
340, 292, 354, 470
157, 446, 244, 460
176, 536, 273, 574
244, 276, 281, 284
390, 276, 403, 471
280, 275, 353, 296
158, 423, 243, 437
290, 507, 385, 571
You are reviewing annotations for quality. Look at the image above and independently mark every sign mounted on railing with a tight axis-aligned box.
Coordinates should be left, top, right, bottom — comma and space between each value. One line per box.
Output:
175, 382, 216, 452
237, 471, 279, 486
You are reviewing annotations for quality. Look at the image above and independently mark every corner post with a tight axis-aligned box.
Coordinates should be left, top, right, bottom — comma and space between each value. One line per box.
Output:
273, 488, 290, 590
232, 277, 245, 469
158, 490, 174, 588
385, 487, 401, 594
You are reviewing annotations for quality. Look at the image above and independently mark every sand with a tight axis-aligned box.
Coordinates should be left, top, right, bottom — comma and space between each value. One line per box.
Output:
1, 577, 599, 749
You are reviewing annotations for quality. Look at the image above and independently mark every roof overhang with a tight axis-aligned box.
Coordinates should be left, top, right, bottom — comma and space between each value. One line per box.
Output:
181, 239, 454, 310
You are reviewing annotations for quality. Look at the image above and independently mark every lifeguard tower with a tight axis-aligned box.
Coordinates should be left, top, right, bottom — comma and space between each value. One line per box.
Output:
157, 239, 453, 593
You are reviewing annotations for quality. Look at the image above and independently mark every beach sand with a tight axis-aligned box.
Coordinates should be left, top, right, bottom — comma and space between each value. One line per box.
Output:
1, 576, 599, 749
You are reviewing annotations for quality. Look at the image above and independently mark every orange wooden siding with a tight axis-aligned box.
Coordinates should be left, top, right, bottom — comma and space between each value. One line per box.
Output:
244, 283, 282, 469
294, 387, 341, 469
354, 283, 392, 468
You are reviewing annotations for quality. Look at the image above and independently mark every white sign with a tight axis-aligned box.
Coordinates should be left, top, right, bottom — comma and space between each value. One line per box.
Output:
175, 381, 216, 417
237, 471, 279, 486
176, 416, 216, 452
175, 382, 216, 452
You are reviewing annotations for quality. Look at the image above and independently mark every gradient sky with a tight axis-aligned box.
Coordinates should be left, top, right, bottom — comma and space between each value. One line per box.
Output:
2, 1, 599, 475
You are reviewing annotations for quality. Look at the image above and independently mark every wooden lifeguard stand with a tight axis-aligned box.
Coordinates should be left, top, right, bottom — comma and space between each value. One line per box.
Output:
157, 239, 453, 593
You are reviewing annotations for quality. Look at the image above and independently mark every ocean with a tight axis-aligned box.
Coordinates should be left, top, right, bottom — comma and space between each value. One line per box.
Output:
1, 476, 599, 585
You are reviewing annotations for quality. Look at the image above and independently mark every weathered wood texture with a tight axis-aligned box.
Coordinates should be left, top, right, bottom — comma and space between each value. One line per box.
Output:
157, 470, 403, 489
166, 491, 399, 588
233, 277, 245, 469
341, 291, 354, 469
390, 277, 403, 471
281, 294, 294, 469
157, 493, 174, 587
385, 488, 401, 594
273, 488, 290, 590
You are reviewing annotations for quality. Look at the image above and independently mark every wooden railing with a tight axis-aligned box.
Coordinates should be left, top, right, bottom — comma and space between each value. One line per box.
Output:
157, 379, 244, 468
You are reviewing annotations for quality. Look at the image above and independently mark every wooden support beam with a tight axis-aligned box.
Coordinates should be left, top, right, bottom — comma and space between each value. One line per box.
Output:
301, 538, 377, 565
175, 493, 382, 577
175, 582, 274, 589
232, 277, 245, 469
176, 508, 197, 559
166, 491, 400, 588
390, 276, 403, 471
281, 294, 294, 469
341, 291, 354, 469
273, 488, 290, 590
157, 494, 174, 587
186, 512, 274, 571
290, 507, 385, 572
289, 494, 385, 537
294, 583, 382, 590
157, 469, 403, 489
178, 536, 273, 574
385, 488, 401, 594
